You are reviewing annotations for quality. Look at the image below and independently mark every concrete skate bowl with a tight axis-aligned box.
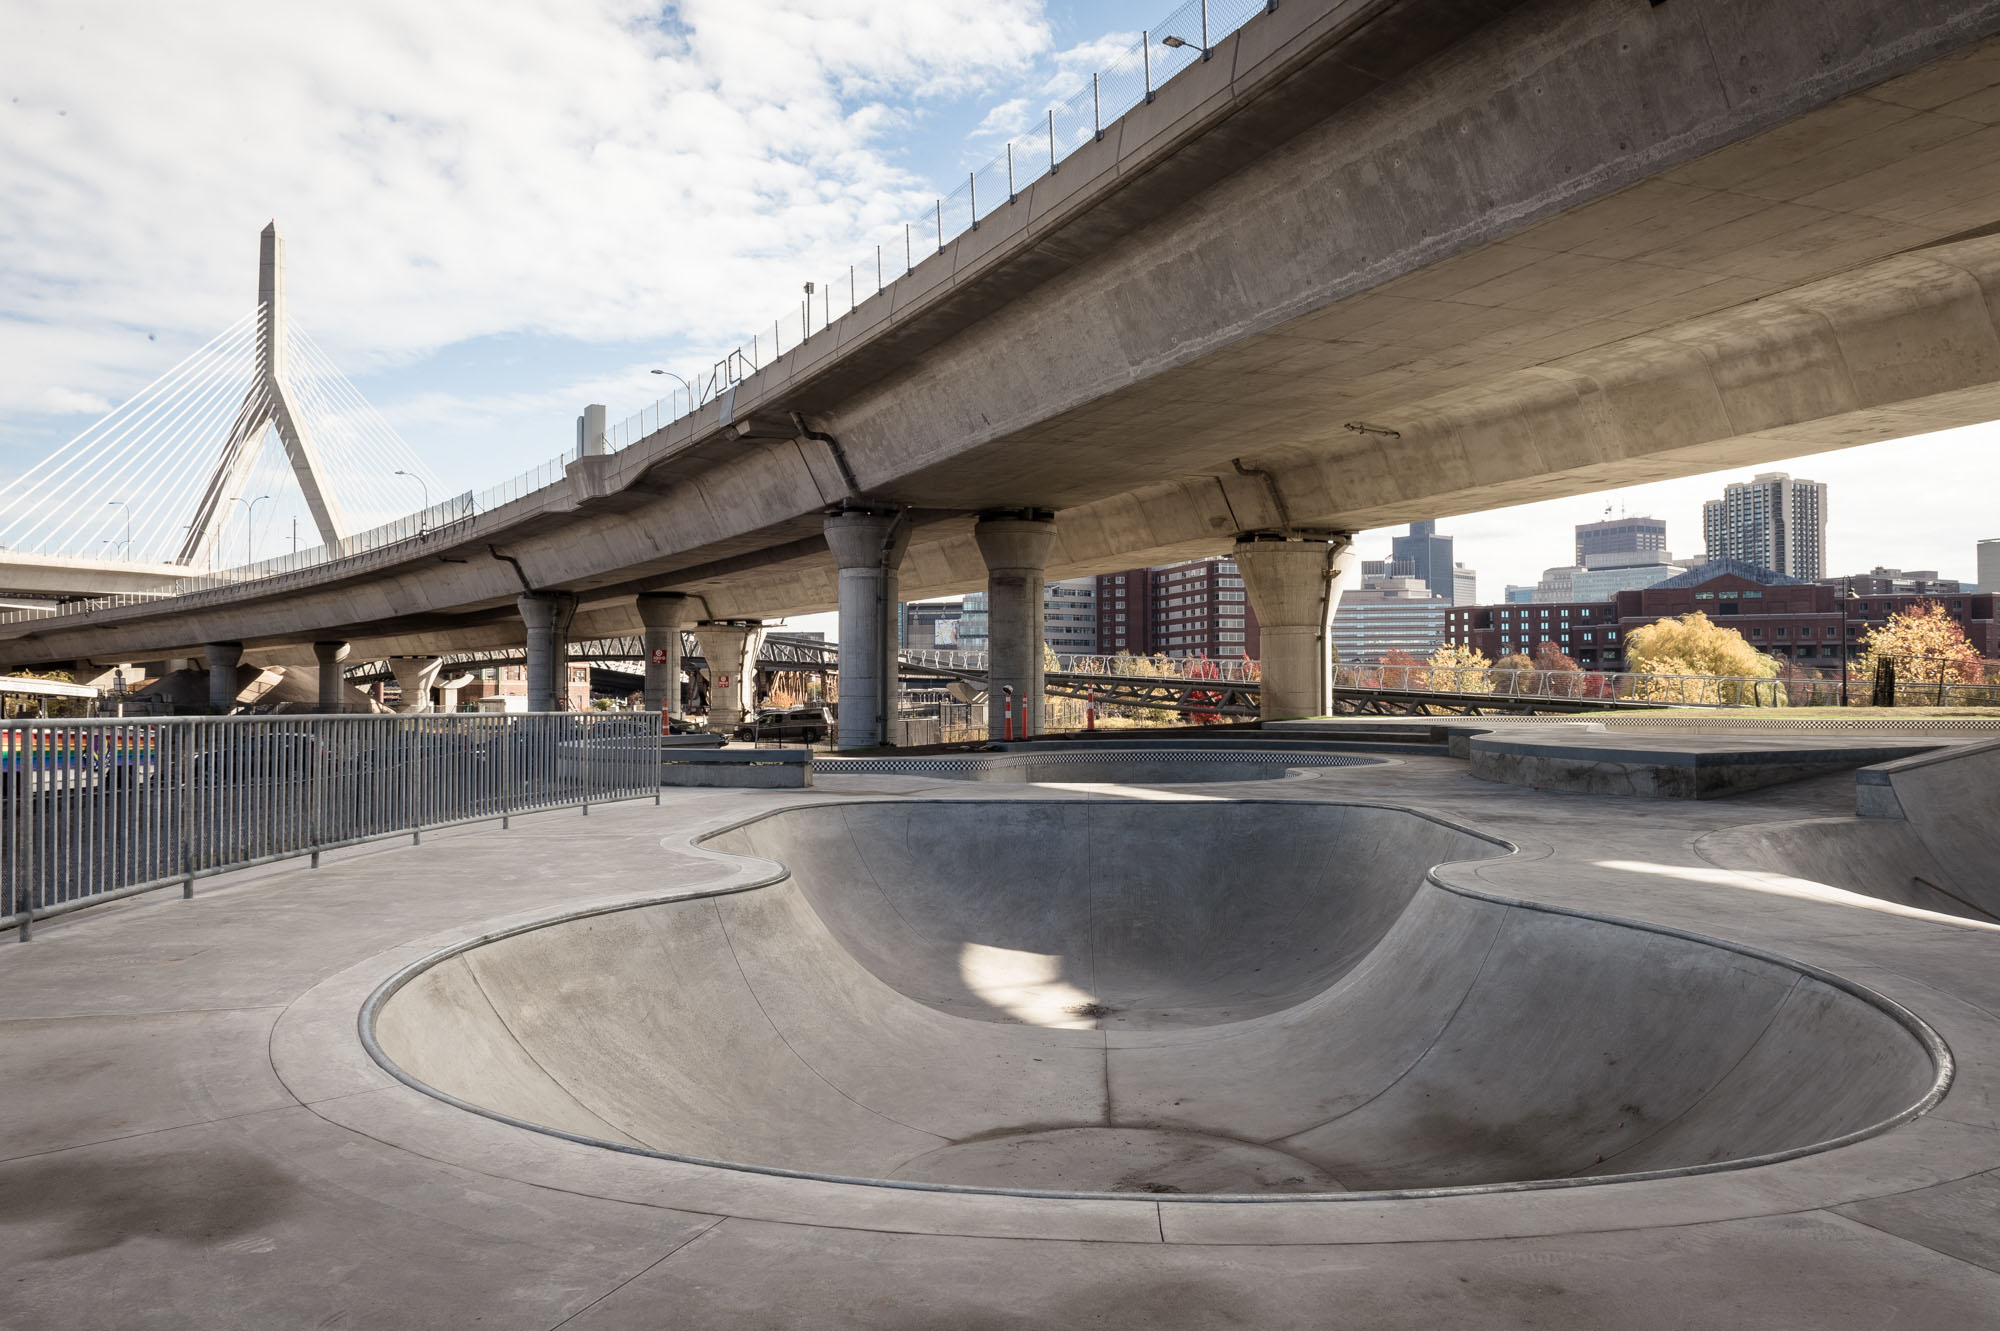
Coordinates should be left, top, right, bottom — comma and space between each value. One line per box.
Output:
1703, 739, 2000, 925
367, 800, 1947, 1200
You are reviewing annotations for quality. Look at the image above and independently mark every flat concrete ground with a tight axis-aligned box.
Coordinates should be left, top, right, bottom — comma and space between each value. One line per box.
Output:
4, 757, 1999, 1329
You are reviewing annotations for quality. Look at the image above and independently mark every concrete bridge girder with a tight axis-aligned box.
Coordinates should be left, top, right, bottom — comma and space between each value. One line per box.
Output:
11, 2, 2000, 672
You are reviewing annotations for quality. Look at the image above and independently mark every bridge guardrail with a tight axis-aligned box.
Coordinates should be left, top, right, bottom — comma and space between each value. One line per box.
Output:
1, 713, 664, 940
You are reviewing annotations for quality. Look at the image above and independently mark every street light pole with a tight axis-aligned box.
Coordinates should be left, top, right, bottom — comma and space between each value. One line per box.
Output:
106, 500, 131, 558
1841, 586, 1858, 706
393, 469, 430, 514
650, 369, 693, 418
228, 495, 271, 568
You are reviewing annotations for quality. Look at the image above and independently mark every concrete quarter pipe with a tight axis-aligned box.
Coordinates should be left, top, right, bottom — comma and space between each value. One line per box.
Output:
368, 801, 1945, 1197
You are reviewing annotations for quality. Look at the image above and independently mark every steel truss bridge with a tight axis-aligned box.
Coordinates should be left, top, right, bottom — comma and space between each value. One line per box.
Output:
351, 637, 1748, 716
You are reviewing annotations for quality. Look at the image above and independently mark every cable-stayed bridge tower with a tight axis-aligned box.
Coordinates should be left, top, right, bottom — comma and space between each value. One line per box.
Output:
179, 223, 348, 563
0, 224, 441, 594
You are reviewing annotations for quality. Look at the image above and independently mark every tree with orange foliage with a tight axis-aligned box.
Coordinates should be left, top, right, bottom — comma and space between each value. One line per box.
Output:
1530, 641, 1583, 697
1860, 601, 1983, 699
1381, 648, 1428, 691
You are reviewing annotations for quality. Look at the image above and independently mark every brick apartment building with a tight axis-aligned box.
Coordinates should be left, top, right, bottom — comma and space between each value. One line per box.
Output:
1096, 557, 1257, 658
452, 663, 593, 711
1445, 559, 1999, 670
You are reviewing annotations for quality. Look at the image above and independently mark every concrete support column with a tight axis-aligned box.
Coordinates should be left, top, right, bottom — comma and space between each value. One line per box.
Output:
312, 641, 349, 713
389, 656, 444, 713
694, 621, 762, 734
636, 593, 694, 718
204, 642, 243, 714
517, 592, 579, 712
1233, 533, 1358, 722
824, 509, 911, 750
974, 511, 1056, 738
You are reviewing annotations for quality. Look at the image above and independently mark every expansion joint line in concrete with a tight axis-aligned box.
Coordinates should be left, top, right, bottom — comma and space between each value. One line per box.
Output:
543, 1215, 729, 1331
1272, 902, 1508, 1151
1816, 1208, 2000, 1283
0, 1102, 304, 1170
1556, 974, 1807, 1181
458, 955, 641, 1146
706, 896, 949, 1145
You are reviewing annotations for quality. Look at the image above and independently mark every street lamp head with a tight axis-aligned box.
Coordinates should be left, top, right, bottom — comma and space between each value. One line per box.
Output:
1162, 34, 1194, 49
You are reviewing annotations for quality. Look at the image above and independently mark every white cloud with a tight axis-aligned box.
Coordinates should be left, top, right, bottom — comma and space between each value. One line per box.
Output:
0, 0, 1052, 413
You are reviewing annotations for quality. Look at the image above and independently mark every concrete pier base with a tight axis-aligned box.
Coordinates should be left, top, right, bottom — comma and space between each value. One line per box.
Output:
312, 640, 349, 712
974, 512, 1056, 738
388, 657, 444, 714
517, 592, 578, 713
1234, 535, 1356, 722
203, 641, 243, 713
695, 620, 762, 733
824, 510, 910, 750
636, 593, 693, 718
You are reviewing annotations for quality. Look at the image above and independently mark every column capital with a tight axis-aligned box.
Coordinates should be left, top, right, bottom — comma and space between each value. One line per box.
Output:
515, 590, 578, 632
973, 511, 1056, 574
635, 591, 694, 631
824, 508, 911, 570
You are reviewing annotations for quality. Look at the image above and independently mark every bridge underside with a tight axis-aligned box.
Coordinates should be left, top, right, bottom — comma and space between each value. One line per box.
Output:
10, 0, 2000, 670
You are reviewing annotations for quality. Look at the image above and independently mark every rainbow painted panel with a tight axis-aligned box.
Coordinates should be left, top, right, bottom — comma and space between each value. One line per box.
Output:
0, 730, 159, 773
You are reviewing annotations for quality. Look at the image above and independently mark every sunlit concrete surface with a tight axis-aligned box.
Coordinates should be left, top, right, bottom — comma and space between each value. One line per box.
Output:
4, 752, 2000, 1328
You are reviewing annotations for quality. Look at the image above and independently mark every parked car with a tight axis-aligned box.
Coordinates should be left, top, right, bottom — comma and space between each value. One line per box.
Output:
734, 705, 829, 744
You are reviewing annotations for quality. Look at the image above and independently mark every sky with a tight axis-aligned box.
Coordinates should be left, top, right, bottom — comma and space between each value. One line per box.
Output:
3, 0, 1996, 625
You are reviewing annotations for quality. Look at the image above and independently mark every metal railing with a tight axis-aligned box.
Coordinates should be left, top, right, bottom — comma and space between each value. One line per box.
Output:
900, 652, 2000, 710
2, 713, 666, 940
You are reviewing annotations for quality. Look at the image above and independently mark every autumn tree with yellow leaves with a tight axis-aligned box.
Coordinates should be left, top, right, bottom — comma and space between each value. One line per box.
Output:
1623, 611, 1781, 705
1425, 642, 1493, 694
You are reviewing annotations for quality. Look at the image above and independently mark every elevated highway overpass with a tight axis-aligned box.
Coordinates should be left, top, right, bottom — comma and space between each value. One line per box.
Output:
9, 0, 2000, 742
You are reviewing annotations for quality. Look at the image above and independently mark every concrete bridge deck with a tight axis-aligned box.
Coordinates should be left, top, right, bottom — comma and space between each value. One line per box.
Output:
5, 752, 1999, 1327
10, 0, 2000, 676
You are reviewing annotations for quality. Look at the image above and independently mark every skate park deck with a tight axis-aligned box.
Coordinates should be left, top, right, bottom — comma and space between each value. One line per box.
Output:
4, 746, 2000, 1327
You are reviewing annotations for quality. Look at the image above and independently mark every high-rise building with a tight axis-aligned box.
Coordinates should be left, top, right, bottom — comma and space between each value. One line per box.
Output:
1332, 566, 1450, 661
1568, 513, 1683, 597
1532, 565, 1579, 603
1094, 557, 1256, 657
1452, 563, 1478, 607
1043, 577, 1098, 654
1391, 521, 1457, 603
957, 593, 988, 653
1702, 472, 1827, 579
1979, 539, 2000, 594
1504, 585, 1536, 604
1575, 516, 1668, 566
953, 582, 1097, 654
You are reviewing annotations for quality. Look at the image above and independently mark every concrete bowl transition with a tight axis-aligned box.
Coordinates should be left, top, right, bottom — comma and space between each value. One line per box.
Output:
368, 800, 1946, 1199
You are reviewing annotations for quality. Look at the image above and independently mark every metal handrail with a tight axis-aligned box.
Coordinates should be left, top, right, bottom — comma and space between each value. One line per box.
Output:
1, 712, 667, 940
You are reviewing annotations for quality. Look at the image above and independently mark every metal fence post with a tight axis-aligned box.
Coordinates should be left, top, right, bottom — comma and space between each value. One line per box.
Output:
11, 729, 32, 942
179, 722, 197, 898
